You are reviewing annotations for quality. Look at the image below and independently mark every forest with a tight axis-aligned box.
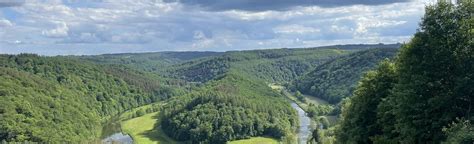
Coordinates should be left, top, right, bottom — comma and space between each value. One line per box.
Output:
335, 1, 473, 144
0, 44, 392, 143
0, 1, 472, 144
0, 54, 184, 142
160, 72, 298, 143
292, 48, 398, 104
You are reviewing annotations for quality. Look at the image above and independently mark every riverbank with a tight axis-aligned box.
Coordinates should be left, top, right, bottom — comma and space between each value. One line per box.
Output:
103, 101, 288, 144
101, 102, 176, 144
228, 137, 279, 144
121, 112, 177, 144
269, 84, 319, 144
269, 83, 341, 143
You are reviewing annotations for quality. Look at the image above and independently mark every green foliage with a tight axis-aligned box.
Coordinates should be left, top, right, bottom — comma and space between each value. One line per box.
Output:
294, 48, 398, 104
0, 54, 180, 142
306, 103, 334, 118
309, 126, 337, 144
0, 44, 401, 143
233, 48, 352, 83
335, 60, 397, 143
159, 73, 298, 143
442, 119, 474, 144
170, 48, 357, 83
310, 128, 320, 143
171, 56, 232, 82
336, 1, 474, 143
227, 137, 279, 144
295, 91, 306, 103
318, 117, 330, 129
79, 52, 222, 73
390, 1, 473, 142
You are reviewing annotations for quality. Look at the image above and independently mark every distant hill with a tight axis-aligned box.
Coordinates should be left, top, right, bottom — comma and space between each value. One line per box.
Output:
315, 43, 401, 50
78, 44, 400, 83
78, 51, 222, 73
168, 44, 400, 83
293, 48, 399, 104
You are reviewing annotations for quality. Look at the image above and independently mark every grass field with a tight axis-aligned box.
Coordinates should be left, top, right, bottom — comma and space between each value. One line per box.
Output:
269, 83, 284, 91
301, 93, 328, 105
119, 103, 162, 120
121, 112, 178, 144
228, 137, 279, 144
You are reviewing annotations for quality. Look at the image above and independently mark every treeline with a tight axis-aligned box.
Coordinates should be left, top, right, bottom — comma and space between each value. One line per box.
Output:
171, 48, 353, 83
293, 48, 398, 104
336, 2, 473, 143
236, 48, 350, 83
159, 72, 298, 143
0, 54, 181, 142
79, 51, 221, 73
171, 56, 232, 82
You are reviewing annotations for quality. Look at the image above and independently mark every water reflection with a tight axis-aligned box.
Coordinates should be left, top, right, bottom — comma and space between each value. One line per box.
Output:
291, 102, 313, 144
102, 132, 133, 144
101, 116, 133, 144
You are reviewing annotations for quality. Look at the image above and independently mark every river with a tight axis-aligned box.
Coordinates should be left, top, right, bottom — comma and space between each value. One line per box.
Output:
101, 116, 133, 144
291, 102, 314, 144
101, 102, 312, 144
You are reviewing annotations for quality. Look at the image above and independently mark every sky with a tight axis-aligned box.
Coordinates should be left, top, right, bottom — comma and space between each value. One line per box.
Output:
0, 0, 434, 55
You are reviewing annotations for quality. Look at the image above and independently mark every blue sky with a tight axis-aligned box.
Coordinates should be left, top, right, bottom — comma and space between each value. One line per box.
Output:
0, 0, 432, 55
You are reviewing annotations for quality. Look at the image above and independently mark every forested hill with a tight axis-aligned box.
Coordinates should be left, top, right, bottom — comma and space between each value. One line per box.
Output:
293, 48, 399, 104
160, 71, 298, 143
78, 44, 400, 84
0, 43, 401, 143
0, 54, 183, 142
150, 45, 403, 143
79, 51, 222, 73
167, 45, 399, 83
316, 43, 401, 50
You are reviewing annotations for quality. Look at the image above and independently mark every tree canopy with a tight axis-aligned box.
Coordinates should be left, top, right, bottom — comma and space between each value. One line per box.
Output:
336, 1, 473, 143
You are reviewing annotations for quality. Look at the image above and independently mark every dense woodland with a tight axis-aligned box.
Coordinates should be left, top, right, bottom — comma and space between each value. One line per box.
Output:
0, 44, 391, 143
0, 54, 184, 142
336, 1, 473, 143
0, 2, 470, 143
293, 48, 398, 104
160, 72, 298, 143
0, 43, 413, 143
79, 52, 222, 73
169, 47, 385, 84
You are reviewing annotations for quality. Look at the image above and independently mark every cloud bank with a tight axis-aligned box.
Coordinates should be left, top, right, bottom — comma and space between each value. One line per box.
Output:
0, 0, 427, 55
164, 0, 411, 11
0, 0, 24, 7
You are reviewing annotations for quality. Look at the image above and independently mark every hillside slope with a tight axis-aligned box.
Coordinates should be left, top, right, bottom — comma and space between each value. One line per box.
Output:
293, 48, 399, 104
168, 44, 400, 84
170, 48, 352, 83
0, 54, 181, 142
79, 51, 222, 73
160, 71, 298, 143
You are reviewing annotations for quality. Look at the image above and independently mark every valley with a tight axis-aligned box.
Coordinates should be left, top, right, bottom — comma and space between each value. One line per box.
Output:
102, 83, 323, 144
1, 1, 472, 144
0, 43, 399, 143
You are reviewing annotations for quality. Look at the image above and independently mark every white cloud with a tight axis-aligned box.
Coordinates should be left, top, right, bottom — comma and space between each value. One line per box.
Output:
42, 21, 69, 37
274, 24, 320, 34
224, 10, 277, 21
0, 0, 426, 55
0, 19, 13, 27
